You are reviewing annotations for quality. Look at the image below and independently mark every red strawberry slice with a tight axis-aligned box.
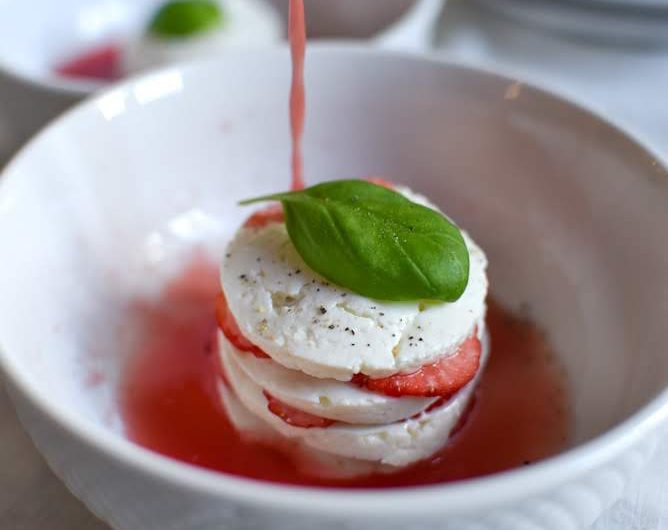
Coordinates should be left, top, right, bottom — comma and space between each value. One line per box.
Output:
216, 293, 269, 359
243, 204, 284, 228
352, 333, 481, 398
263, 391, 335, 428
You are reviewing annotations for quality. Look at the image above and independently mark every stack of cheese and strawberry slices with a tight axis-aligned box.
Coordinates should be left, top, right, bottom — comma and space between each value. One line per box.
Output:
216, 180, 488, 474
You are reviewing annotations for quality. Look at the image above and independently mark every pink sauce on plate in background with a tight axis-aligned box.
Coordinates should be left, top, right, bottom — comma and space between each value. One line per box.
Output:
55, 44, 122, 82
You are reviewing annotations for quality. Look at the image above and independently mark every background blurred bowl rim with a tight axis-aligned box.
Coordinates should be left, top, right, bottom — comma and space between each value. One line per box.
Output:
0, 0, 427, 98
0, 52, 106, 96
1, 45, 668, 517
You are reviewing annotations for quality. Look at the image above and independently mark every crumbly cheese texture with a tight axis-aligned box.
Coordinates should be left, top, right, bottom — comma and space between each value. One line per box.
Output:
124, 0, 282, 74
219, 333, 489, 467
222, 186, 488, 381
219, 331, 438, 425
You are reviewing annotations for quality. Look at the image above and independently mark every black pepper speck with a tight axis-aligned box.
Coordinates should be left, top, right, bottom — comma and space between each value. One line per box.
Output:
319, 306, 327, 315
328, 324, 335, 330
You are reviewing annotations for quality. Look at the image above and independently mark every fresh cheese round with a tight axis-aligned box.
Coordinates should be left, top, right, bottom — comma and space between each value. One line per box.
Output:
221, 186, 488, 381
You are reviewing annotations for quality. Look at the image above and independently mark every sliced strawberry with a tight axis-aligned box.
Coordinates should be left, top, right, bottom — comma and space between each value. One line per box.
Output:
353, 333, 481, 398
366, 177, 396, 190
243, 204, 284, 228
216, 293, 269, 359
263, 391, 335, 428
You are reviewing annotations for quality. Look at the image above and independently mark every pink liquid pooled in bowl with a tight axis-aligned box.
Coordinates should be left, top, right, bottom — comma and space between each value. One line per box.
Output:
120, 255, 570, 488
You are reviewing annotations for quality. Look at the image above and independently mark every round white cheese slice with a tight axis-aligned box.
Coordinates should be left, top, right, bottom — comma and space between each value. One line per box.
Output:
222, 185, 488, 381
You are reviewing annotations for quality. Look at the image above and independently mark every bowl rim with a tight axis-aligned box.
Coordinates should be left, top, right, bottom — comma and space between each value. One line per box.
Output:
1, 45, 668, 517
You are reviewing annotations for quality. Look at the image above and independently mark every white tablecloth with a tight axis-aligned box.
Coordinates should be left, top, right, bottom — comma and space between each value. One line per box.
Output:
2, 2, 668, 528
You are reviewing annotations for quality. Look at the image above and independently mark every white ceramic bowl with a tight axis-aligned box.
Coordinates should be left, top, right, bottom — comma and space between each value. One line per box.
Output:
0, 0, 438, 159
1, 47, 668, 530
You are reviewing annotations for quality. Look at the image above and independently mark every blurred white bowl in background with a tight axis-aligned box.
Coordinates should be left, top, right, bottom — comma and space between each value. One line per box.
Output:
0, 0, 443, 161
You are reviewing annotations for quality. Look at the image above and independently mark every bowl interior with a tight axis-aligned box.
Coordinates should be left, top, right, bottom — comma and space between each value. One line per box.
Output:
0, 49, 667, 466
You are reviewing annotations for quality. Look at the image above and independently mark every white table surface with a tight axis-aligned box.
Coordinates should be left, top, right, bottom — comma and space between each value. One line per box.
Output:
2, 2, 668, 528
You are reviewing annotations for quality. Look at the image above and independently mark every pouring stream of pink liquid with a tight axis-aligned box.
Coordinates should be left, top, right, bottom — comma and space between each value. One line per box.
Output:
289, 0, 306, 191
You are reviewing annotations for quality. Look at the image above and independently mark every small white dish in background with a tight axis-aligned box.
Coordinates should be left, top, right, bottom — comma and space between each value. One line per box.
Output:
123, 0, 282, 76
0, 0, 440, 160
0, 46, 667, 530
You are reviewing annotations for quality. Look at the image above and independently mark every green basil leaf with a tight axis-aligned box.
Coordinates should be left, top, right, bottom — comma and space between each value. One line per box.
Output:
241, 180, 470, 302
148, 0, 224, 39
